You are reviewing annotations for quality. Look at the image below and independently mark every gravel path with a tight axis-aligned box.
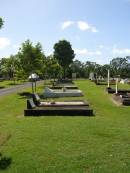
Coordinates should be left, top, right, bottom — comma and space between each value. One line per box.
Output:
0, 81, 43, 96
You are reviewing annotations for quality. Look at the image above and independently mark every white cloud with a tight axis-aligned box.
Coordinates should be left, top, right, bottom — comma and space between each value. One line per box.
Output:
77, 21, 98, 32
61, 21, 74, 30
112, 48, 130, 55
61, 20, 98, 32
77, 21, 90, 31
0, 37, 10, 49
75, 48, 102, 56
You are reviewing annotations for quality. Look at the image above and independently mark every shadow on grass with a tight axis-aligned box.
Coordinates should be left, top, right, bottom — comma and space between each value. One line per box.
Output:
18, 92, 33, 99
96, 83, 116, 86
0, 86, 5, 89
8, 83, 21, 86
0, 153, 12, 170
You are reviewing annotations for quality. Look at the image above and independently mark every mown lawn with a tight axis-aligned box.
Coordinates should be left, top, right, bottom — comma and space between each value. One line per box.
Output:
0, 80, 130, 173
0, 80, 25, 89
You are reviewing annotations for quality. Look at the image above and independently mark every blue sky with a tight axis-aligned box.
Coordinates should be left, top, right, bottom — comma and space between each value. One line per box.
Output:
0, 0, 130, 64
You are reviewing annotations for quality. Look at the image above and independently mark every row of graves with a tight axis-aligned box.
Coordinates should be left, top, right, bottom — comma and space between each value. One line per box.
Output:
89, 72, 116, 86
24, 79, 93, 116
107, 78, 130, 106
90, 71, 130, 106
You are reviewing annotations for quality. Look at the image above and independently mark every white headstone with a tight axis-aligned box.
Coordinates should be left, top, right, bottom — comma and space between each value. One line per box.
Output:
89, 72, 94, 80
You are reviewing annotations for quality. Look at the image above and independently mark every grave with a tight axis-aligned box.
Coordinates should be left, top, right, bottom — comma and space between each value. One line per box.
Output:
56, 79, 74, 85
95, 70, 116, 86
112, 93, 130, 106
24, 99, 93, 116
43, 87, 83, 98
50, 86, 78, 89
110, 78, 130, 106
32, 93, 89, 107
106, 77, 130, 94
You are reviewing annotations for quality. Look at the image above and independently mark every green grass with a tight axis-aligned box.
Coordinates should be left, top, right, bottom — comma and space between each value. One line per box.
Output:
0, 80, 25, 89
0, 80, 130, 173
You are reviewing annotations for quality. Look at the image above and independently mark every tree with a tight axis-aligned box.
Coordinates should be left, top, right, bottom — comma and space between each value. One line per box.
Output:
17, 40, 46, 78
84, 61, 97, 78
0, 55, 20, 81
0, 17, 4, 29
45, 55, 62, 80
100, 64, 110, 78
68, 60, 85, 78
53, 40, 75, 78
0, 17, 4, 77
0, 58, 9, 78
7, 55, 21, 82
110, 57, 129, 77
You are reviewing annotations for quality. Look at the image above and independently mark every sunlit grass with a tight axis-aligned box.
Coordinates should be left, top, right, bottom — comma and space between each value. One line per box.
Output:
0, 80, 130, 173
0, 80, 25, 89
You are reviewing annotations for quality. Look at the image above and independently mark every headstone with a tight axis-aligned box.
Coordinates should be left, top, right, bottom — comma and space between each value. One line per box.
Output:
120, 79, 128, 84
89, 72, 95, 80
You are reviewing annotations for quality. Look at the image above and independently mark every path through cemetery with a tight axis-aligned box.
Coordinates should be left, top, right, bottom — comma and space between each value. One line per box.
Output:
0, 80, 43, 96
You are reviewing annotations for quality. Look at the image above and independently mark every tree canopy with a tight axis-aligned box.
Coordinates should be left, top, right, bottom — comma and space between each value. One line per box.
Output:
53, 40, 75, 78
45, 55, 62, 79
1, 38, 130, 80
0, 17, 4, 29
17, 40, 46, 78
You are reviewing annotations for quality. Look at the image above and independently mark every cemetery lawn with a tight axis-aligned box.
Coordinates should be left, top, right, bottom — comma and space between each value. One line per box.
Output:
0, 80, 25, 89
0, 80, 130, 173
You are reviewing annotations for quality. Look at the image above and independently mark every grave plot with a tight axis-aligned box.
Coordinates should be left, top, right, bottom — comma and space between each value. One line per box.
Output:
24, 98, 93, 116
49, 86, 78, 89
47, 79, 79, 90
24, 81, 93, 116
32, 93, 89, 106
106, 77, 130, 94
109, 78, 130, 106
95, 79, 115, 85
112, 93, 130, 106
93, 70, 116, 86
106, 87, 130, 94
56, 79, 74, 85
43, 87, 83, 98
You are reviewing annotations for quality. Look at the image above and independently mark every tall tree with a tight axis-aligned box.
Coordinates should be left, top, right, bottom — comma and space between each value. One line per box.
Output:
17, 40, 46, 78
53, 40, 75, 78
0, 17, 4, 29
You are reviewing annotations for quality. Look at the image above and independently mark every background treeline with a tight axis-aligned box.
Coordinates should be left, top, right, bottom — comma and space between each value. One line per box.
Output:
68, 56, 130, 79
0, 40, 62, 81
0, 39, 130, 81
